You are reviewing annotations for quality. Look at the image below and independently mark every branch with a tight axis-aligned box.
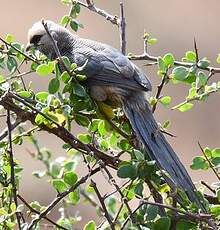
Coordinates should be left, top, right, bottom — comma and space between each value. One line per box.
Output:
6, 109, 22, 230
0, 37, 39, 64
100, 163, 139, 227
17, 195, 68, 230
122, 200, 216, 229
91, 180, 115, 229
41, 20, 78, 83
152, 68, 169, 113
27, 167, 100, 229
129, 52, 220, 74
0, 117, 21, 142
78, 1, 120, 26
0, 92, 120, 168
119, 1, 126, 55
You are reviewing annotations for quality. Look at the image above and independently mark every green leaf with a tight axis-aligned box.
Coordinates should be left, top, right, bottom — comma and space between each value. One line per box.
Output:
117, 164, 137, 179
72, 83, 86, 97
148, 38, 158, 45
7, 56, 17, 74
36, 64, 53, 76
198, 71, 207, 86
212, 148, 220, 157
134, 182, 144, 196
198, 59, 210, 68
5, 34, 14, 43
64, 171, 78, 186
154, 217, 171, 230
177, 103, 194, 112
212, 157, 220, 166
62, 56, 71, 69
75, 3, 81, 14
35, 114, 47, 125
48, 78, 60, 94
52, 179, 68, 193
163, 53, 174, 67
83, 220, 96, 230
77, 134, 92, 144
172, 66, 188, 81
89, 119, 100, 132
69, 189, 80, 205
185, 51, 196, 62
70, 20, 78, 31
61, 71, 71, 83
118, 139, 131, 150
75, 114, 90, 127
60, 15, 70, 26
176, 220, 197, 230
36, 92, 49, 102
163, 120, 170, 129
98, 120, 109, 137
134, 150, 145, 161
190, 156, 209, 170
17, 91, 32, 98
160, 96, 171, 107
217, 54, 220, 64
158, 57, 166, 72
146, 204, 158, 221
61, 0, 71, 4
100, 139, 109, 150
76, 74, 87, 81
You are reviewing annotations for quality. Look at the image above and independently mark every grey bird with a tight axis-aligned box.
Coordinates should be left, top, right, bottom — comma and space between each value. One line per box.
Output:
26, 20, 206, 211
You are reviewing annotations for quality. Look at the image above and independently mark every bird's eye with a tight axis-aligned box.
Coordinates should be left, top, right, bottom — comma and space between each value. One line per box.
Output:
30, 35, 42, 44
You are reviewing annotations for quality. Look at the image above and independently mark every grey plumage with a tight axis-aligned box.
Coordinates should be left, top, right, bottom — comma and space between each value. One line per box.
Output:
27, 20, 206, 211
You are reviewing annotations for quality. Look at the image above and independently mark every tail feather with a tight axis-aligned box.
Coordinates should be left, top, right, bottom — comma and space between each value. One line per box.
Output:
123, 97, 206, 211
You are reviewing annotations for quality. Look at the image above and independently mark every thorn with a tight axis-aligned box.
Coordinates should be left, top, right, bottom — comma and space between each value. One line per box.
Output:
194, 37, 199, 63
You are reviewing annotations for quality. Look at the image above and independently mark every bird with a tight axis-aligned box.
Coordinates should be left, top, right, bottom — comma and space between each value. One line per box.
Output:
26, 20, 206, 211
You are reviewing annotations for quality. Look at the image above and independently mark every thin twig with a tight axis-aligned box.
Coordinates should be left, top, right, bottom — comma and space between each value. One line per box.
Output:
198, 142, 220, 181
201, 181, 215, 194
17, 195, 68, 230
129, 52, 220, 74
7, 109, 22, 230
0, 92, 120, 168
91, 180, 115, 230
41, 20, 78, 83
152, 68, 169, 113
78, 1, 119, 26
119, 1, 126, 55
194, 38, 199, 64
27, 167, 101, 229
100, 163, 138, 227
0, 37, 39, 64
80, 188, 105, 213
122, 200, 216, 229
0, 118, 21, 141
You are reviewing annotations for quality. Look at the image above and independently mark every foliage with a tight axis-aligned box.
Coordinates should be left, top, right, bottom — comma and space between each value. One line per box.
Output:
0, 0, 220, 229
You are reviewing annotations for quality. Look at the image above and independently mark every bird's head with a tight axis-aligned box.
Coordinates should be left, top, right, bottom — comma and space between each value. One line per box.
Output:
26, 20, 73, 59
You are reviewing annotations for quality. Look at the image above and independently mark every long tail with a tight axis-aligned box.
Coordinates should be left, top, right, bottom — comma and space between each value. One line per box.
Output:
122, 95, 206, 211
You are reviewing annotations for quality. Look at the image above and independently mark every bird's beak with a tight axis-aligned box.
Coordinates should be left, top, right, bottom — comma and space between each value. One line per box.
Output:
25, 43, 34, 52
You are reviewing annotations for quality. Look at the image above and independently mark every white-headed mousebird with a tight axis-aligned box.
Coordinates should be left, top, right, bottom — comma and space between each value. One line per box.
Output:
26, 20, 206, 211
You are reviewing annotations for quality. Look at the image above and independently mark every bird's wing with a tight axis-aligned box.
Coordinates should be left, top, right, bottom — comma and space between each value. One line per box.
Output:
71, 39, 152, 92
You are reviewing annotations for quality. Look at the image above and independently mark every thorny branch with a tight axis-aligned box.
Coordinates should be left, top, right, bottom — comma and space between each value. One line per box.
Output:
91, 180, 115, 230
27, 167, 101, 229
78, 0, 120, 26
6, 109, 22, 230
17, 195, 68, 230
119, 1, 126, 55
0, 92, 119, 168
122, 200, 216, 230
0, 1, 220, 229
